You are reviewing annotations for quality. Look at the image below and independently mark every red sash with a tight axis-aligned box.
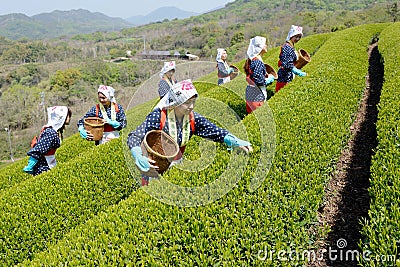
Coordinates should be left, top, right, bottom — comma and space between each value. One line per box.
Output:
31, 127, 58, 156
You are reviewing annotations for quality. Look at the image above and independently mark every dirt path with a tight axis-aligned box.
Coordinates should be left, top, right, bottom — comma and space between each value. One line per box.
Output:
308, 42, 383, 266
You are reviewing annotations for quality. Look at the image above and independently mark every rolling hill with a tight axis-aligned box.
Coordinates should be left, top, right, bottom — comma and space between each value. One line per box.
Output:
125, 6, 199, 26
0, 9, 133, 40
0, 22, 398, 266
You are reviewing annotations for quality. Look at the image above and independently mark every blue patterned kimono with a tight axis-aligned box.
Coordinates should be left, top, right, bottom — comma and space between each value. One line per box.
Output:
158, 78, 177, 98
77, 103, 127, 130
217, 61, 230, 85
277, 42, 297, 83
27, 127, 60, 176
246, 59, 268, 102
127, 108, 229, 149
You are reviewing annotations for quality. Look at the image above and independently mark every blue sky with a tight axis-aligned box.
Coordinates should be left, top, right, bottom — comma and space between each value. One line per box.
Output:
0, 0, 235, 19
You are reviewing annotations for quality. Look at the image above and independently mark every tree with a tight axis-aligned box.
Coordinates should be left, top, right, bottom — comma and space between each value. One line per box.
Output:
387, 2, 399, 22
191, 27, 202, 37
230, 31, 245, 46
109, 48, 126, 59
207, 37, 216, 48
50, 68, 82, 90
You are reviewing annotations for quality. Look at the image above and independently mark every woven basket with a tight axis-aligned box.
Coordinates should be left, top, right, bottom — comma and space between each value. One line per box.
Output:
294, 49, 311, 69
229, 64, 239, 80
264, 63, 278, 79
84, 117, 105, 141
140, 130, 179, 175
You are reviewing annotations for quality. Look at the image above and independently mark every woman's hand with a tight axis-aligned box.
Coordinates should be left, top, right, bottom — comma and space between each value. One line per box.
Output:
238, 145, 253, 154
86, 132, 94, 141
131, 147, 159, 172
223, 133, 253, 154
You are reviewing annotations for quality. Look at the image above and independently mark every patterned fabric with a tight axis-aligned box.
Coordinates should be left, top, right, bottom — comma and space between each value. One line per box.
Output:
246, 85, 266, 102
247, 36, 266, 59
77, 103, 127, 130
127, 108, 229, 149
249, 58, 267, 86
155, 80, 198, 110
246, 59, 268, 102
286, 25, 303, 41
277, 42, 297, 83
158, 78, 177, 98
159, 61, 176, 79
27, 128, 60, 176
217, 61, 230, 85
98, 85, 116, 103
45, 106, 69, 132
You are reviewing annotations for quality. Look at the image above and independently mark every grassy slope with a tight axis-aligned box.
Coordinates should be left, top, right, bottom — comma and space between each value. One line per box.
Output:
0, 23, 393, 266
359, 22, 400, 267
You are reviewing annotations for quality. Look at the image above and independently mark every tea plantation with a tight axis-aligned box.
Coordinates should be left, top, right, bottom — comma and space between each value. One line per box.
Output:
0, 23, 398, 266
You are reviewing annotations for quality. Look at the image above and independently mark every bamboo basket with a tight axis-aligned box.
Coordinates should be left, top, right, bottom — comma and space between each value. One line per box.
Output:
229, 64, 239, 80
264, 63, 278, 79
140, 130, 179, 175
84, 117, 105, 141
294, 49, 311, 69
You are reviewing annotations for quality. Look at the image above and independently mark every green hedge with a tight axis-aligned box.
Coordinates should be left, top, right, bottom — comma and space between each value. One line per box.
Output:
0, 82, 224, 265
17, 24, 391, 266
0, 96, 160, 194
0, 160, 30, 192
0, 134, 94, 192
0, 138, 137, 265
359, 22, 400, 267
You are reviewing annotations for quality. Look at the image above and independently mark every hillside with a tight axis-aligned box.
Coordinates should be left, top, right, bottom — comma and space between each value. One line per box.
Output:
116, 0, 393, 58
0, 9, 133, 40
125, 6, 199, 26
0, 0, 397, 161
0, 23, 398, 266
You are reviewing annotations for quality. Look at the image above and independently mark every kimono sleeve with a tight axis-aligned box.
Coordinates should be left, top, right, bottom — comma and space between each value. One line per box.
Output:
127, 109, 162, 149
27, 128, 60, 159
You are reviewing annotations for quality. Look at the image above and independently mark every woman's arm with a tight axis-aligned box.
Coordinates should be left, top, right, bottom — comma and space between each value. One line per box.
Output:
126, 109, 162, 149
217, 61, 230, 77
192, 112, 229, 142
250, 60, 267, 86
77, 106, 97, 127
193, 112, 252, 153
116, 104, 127, 130
27, 128, 60, 159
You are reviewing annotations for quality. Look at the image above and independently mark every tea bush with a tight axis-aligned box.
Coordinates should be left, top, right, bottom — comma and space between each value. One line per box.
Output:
359, 22, 400, 267
0, 23, 394, 266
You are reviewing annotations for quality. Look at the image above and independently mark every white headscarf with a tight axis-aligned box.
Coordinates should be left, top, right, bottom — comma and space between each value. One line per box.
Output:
45, 106, 69, 131
159, 61, 176, 79
216, 48, 226, 62
155, 79, 198, 110
246, 36, 266, 59
286, 25, 303, 41
98, 85, 116, 103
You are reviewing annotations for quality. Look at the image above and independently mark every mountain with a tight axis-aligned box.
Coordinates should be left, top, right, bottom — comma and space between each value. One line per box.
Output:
0, 13, 47, 40
125, 6, 199, 25
0, 9, 133, 40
